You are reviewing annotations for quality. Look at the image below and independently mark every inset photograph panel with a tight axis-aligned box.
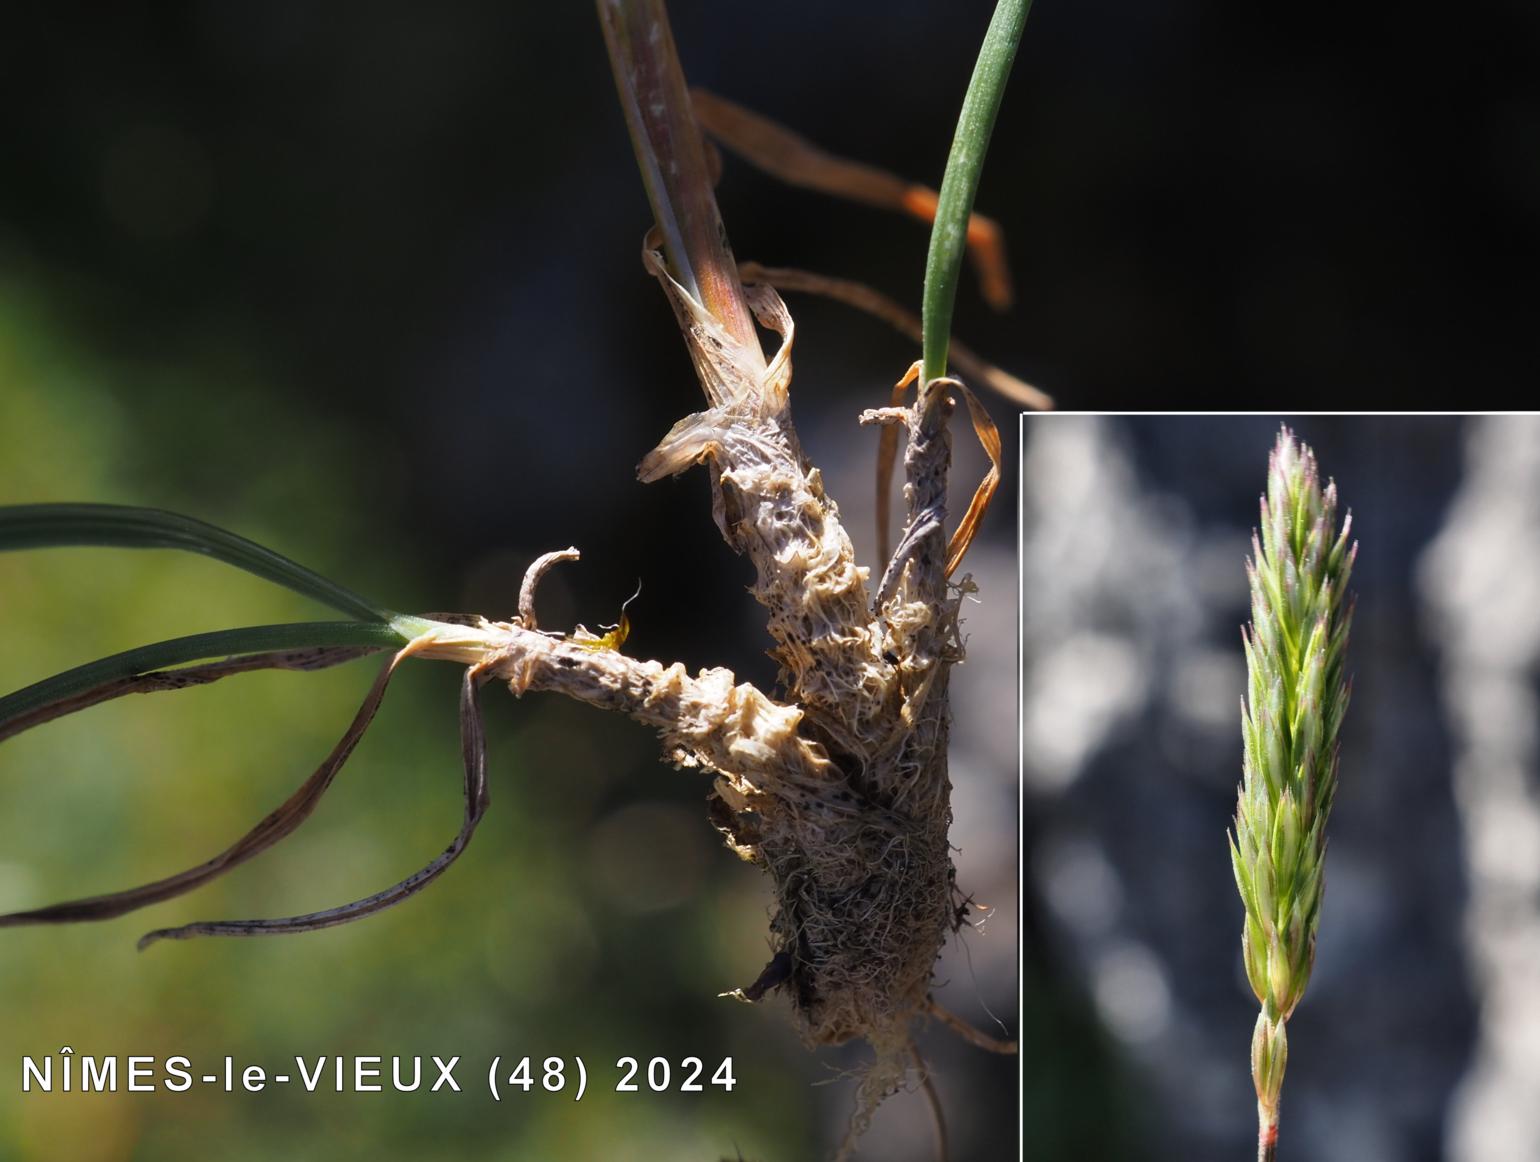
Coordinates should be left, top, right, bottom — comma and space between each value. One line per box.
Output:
1019, 414, 1537, 1162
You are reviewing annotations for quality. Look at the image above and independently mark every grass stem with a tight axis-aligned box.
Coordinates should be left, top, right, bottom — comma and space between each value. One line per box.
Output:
921, 0, 1032, 385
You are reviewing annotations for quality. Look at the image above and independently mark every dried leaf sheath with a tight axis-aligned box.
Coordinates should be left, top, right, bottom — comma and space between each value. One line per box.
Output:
139, 663, 491, 947
0, 652, 403, 931
594, 6, 1001, 1146
736, 262, 1051, 411
690, 89, 1015, 312
636, 241, 884, 739
0, 642, 381, 746
597, 0, 760, 351
612, 238, 972, 1159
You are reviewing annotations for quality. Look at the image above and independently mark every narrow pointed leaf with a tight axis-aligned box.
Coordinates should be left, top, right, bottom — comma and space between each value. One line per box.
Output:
0, 653, 402, 928
0, 504, 392, 622
921, 0, 1034, 384
0, 621, 411, 741
138, 664, 490, 947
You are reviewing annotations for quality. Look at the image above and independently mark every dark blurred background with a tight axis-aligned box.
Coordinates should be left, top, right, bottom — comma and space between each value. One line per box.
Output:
0, 1, 1534, 1160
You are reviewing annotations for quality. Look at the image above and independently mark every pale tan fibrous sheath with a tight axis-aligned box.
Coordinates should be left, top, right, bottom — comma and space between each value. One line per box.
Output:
594, 0, 996, 1147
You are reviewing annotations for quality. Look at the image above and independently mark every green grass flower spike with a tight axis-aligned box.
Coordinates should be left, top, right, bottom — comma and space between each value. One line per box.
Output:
1230, 426, 1356, 1160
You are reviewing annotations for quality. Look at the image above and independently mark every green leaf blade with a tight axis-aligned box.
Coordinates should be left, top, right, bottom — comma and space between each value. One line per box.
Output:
921, 0, 1034, 384
0, 621, 409, 737
0, 504, 393, 623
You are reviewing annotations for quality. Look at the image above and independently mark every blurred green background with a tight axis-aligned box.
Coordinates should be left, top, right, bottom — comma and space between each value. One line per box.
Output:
0, 284, 838, 1161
